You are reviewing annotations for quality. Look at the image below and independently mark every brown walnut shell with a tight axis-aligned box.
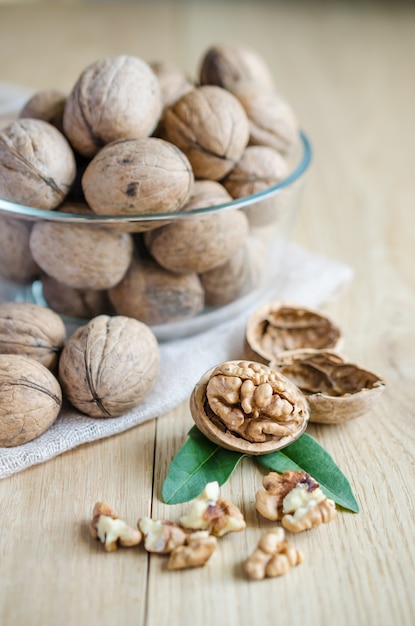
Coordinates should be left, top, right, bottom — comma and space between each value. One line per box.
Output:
245, 302, 342, 363
41, 274, 113, 320
0, 302, 66, 370
0, 354, 62, 447
59, 315, 159, 418
162, 85, 250, 180
63, 55, 162, 158
199, 44, 275, 92
270, 349, 386, 424
0, 216, 39, 284
19, 89, 66, 131
0, 118, 76, 210
190, 360, 309, 454
149, 60, 193, 109
82, 136, 194, 220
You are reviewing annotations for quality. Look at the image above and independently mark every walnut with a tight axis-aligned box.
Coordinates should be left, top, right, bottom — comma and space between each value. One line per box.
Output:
190, 360, 309, 454
167, 531, 217, 571
0, 216, 39, 284
29, 212, 134, 290
199, 43, 275, 92
179, 481, 246, 537
162, 85, 250, 180
89, 502, 142, 552
41, 274, 113, 320
58, 314, 159, 418
149, 60, 193, 109
255, 470, 337, 532
270, 349, 386, 424
144, 208, 249, 275
108, 256, 204, 325
200, 236, 265, 307
138, 518, 187, 554
231, 84, 299, 156
0, 302, 66, 370
19, 89, 66, 131
244, 528, 303, 580
245, 302, 342, 363
63, 55, 162, 158
81, 137, 194, 223
0, 118, 76, 210
0, 354, 62, 447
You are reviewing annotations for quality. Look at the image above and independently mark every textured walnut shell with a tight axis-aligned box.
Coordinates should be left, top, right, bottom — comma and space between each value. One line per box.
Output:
145, 208, 249, 275
0, 302, 66, 370
162, 85, 250, 180
0, 216, 39, 284
149, 60, 193, 109
223, 146, 288, 199
231, 85, 299, 156
19, 89, 66, 131
82, 137, 194, 220
29, 219, 133, 290
0, 118, 76, 210
41, 274, 113, 320
63, 55, 162, 158
270, 349, 386, 424
58, 315, 159, 418
109, 256, 204, 325
245, 302, 342, 363
0, 354, 62, 447
190, 360, 309, 454
199, 44, 275, 92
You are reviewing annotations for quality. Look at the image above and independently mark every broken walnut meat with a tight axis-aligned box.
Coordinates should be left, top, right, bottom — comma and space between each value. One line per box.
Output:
167, 531, 217, 571
190, 360, 309, 454
255, 470, 337, 531
89, 502, 142, 552
179, 481, 246, 537
138, 518, 187, 554
244, 528, 303, 580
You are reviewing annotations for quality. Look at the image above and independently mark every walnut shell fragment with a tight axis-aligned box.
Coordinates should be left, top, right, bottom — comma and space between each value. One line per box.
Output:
0, 302, 66, 370
245, 302, 342, 363
0, 354, 62, 447
58, 315, 159, 418
270, 349, 386, 424
190, 360, 309, 454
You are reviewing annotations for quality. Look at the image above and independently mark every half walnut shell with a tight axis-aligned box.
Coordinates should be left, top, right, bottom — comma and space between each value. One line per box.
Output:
270, 349, 386, 424
190, 360, 309, 454
245, 302, 342, 363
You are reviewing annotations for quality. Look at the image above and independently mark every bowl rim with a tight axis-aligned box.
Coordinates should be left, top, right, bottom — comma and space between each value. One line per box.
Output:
0, 131, 312, 225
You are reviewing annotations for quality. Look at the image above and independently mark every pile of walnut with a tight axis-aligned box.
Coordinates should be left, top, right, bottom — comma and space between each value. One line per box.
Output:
89, 474, 334, 580
0, 44, 299, 324
0, 301, 159, 447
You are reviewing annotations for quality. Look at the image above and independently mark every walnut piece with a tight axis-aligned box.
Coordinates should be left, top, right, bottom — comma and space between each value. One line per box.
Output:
0, 354, 62, 447
245, 302, 342, 363
270, 349, 386, 424
0, 118, 76, 210
179, 481, 246, 537
81, 136, 194, 220
162, 85, 250, 180
167, 531, 217, 571
58, 315, 159, 418
63, 55, 162, 158
244, 528, 303, 580
190, 360, 309, 454
89, 502, 142, 552
0, 302, 66, 370
255, 470, 337, 532
138, 518, 187, 554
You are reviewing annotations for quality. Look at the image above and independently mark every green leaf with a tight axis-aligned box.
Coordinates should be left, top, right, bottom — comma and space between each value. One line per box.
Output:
161, 426, 245, 504
256, 433, 359, 513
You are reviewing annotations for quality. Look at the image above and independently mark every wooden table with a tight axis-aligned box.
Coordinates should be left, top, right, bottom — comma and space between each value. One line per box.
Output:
0, 2, 414, 625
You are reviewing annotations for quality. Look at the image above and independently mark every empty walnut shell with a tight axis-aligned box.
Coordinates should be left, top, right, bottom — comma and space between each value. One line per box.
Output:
58, 315, 159, 418
190, 360, 309, 454
0, 354, 62, 447
0, 302, 66, 370
270, 349, 386, 424
245, 302, 342, 363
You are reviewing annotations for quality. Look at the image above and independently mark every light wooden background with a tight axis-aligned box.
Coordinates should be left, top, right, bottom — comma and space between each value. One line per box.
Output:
0, 2, 414, 626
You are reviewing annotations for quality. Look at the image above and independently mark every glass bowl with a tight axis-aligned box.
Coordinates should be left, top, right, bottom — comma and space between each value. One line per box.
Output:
0, 131, 311, 341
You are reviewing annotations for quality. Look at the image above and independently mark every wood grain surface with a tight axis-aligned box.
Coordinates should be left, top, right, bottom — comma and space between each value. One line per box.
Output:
0, 2, 414, 626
